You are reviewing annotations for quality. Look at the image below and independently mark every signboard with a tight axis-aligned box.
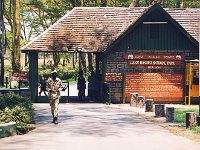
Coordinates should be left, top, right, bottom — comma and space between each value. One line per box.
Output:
125, 73, 183, 102
105, 73, 122, 82
128, 60, 182, 66
123, 54, 185, 60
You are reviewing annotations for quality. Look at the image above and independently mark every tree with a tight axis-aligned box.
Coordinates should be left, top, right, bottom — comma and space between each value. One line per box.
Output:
0, 0, 6, 86
12, 0, 21, 72
129, 0, 139, 7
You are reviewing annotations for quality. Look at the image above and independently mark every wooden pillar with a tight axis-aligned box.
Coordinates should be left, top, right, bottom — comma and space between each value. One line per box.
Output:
29, 51, 38, 102
155, 104, 165, 117
166, 107, 174, 122
95, 53, 100, 74
145, 99, 153, 112
186, 112, 197, 128
122, 72, 125, 104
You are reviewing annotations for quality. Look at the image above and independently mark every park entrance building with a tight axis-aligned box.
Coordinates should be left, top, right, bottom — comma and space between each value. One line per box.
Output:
21, 4, 199, 104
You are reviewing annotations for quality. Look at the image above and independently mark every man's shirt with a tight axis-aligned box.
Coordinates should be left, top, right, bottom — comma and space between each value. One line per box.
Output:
46, 77, 62, 99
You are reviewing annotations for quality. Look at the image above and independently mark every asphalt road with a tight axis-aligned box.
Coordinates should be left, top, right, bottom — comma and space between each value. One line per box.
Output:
0, 103, 200, 150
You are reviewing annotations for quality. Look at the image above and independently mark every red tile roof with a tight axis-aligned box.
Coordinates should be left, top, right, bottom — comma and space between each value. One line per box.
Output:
21, 6, 200, 52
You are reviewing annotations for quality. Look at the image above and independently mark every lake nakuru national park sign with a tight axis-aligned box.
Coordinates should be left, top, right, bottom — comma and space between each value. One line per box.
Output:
123, 53, 185, 103
124, 54, 185, 67
128, 60, 182, 66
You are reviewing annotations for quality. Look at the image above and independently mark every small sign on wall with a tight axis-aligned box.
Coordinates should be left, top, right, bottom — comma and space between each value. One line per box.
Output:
105, 73, 122, 82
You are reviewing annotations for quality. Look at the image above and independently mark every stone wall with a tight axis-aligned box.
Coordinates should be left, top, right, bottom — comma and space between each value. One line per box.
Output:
106, 52, 127, 103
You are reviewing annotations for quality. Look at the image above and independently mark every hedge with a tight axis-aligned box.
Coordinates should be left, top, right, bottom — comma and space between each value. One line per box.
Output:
0, 93, 34, 134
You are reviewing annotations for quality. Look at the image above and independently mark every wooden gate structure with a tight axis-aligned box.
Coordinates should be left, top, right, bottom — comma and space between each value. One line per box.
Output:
21, 4, 199, 103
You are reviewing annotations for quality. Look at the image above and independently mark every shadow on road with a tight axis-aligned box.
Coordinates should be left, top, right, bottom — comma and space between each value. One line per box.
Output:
33, 104, 160, 137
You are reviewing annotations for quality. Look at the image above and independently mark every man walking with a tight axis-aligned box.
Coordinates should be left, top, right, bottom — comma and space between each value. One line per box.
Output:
46, 70, 62, 124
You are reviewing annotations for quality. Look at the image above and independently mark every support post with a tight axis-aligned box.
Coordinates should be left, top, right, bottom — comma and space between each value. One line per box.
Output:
145, 99, 154, 112
130, 93, 138, 107
122, 72, 125, 104
137, 96, 145, 108
166, 107, 174, 122
186, 112, 197, 128
95, 53, 100, 74
29, 51, 38, 102
155, 104, 165, 117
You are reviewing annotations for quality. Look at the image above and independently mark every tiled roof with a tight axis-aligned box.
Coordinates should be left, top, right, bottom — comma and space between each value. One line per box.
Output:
21, 6, 200, 52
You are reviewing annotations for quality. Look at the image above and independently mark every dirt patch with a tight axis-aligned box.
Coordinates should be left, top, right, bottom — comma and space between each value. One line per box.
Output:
165, 126, 200, 144
115, 104, 200, 143
145, 116, 200, 144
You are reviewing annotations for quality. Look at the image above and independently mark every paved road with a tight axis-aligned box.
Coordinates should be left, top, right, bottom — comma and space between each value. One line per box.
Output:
0, 103, 200, 150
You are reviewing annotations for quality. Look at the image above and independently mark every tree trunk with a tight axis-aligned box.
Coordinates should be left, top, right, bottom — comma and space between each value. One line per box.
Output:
176, 0, 184, 8
79, 52, 86, 73
129, 0, 139, 7
25, 53, 28, 66
72, 53, 75, 69
12, 0, 21, 72
62, 59, 65, 66
0, 0, 6, 86
88, 53, 93, 72
180, 0, 184, 8
101, 0, 107, 7
53, 52, 60, 68
43, 52, 45, 66
0, 55, 4, 86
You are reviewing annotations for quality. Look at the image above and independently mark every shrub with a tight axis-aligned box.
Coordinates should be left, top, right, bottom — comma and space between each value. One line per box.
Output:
0, 93, 34, 134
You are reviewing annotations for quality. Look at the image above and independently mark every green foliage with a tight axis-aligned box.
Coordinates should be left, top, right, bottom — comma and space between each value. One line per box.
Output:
0, 93, 34, 134
189, 126, 200, 134
174, 108, 198, 124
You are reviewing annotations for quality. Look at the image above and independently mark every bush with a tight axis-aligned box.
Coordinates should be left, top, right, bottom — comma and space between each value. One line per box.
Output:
0, 93, 34, 134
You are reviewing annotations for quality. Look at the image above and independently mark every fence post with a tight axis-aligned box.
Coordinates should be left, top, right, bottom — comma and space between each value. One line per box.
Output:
186, 112, 197, 128
166, 107, 174, 122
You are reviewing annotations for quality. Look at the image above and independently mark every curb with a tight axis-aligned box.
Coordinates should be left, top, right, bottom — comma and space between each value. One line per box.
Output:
0, 122, 17, 138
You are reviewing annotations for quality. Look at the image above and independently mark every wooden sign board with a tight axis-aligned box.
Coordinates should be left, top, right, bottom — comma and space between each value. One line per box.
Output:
124, 54, 185, 61
105, 73, 122, 82
128, 60, 182, 66
125, 73, 183, 103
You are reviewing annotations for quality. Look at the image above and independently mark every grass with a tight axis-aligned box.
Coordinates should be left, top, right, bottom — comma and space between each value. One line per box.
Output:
189, 126, 200, 134
174, 108, 199, 124
174, 108, 200, 134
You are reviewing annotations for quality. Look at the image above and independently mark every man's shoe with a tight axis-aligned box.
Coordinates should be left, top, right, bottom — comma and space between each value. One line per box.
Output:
54, 117, 58, 125
52, 117, 55, 123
